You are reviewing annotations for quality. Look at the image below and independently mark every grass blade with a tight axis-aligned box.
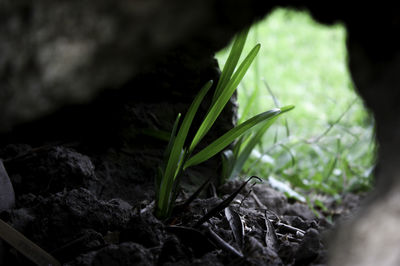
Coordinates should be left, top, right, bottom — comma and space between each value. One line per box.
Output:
228, 105, 294, 180
263, 78, 281, 108
189, 44, 261, 153
163, 114, 182, 170
213, 28, 249, 101
263, 79, 291, 137
156, 113, 181, 204
185, 107, 292, 169
311, 98, 358, 143
229, 118, 278, 179
238, 87, 258, 123
157, 81, 213, 218
233, 136, 244, 158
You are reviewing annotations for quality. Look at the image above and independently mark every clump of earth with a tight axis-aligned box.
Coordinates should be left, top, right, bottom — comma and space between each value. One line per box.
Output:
0, 143, 362, 266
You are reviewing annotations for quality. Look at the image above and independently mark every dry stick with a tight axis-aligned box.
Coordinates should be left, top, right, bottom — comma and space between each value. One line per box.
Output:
238, 181, 258, 208
181, 175, 214, 210
263, 78, 290, 137
0, 219, 61, 266
276, 232, 302, 243
193, 176, 261, 228
251, 192, 267, 209
275, 221, 306, 235
224, 207, 244, 249
206, 227, 244, 258
264, 210, 279, 250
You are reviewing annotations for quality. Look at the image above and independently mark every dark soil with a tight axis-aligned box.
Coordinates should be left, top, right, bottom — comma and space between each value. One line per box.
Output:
0, 143, 362, 266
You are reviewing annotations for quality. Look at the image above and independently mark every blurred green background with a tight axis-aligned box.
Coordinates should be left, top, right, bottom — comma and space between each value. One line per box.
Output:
216, 8, 376, 201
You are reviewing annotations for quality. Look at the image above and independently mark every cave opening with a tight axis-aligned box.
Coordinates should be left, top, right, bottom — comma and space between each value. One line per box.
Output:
216, 8, 376, 203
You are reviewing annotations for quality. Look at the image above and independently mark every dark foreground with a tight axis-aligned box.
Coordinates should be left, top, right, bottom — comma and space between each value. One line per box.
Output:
0, 144, 362, 266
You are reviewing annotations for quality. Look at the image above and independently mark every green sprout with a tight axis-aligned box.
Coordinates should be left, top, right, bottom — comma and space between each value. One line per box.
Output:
155, 28, 294, 219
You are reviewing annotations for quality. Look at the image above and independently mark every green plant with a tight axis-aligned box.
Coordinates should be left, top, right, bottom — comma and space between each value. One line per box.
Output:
155, 28, 294, 219
221, 105, 293, 182
221, 79, 294, 182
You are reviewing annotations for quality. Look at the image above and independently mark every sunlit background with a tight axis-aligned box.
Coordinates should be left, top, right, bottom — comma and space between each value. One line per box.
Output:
216, 8, 376, 204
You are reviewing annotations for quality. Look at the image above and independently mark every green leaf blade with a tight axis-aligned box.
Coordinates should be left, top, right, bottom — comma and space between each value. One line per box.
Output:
185, 108, 282, 169
213, 28, 249, 101
189, 44, 261, 153
156, 113, 181, 218
229, 117, 278, 179
157, 81, 213, 218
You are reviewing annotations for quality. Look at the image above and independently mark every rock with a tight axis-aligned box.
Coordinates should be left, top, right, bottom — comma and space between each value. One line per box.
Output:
158, 235, 188, 265
252, 183, 288, 214
120, 212, 164, 248
4, 188, 132, 263
284, 202, 316, 222
295, 228, 323, 265
328, 187, 400, 266
5, 146, 97, 196
245, 236, 282, 266
192, 252, 223, 266
0, 0, 266, 131
53, 229, 105, 263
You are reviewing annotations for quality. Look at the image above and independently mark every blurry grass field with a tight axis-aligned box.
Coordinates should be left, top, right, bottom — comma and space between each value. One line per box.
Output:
216, 8, 376, 201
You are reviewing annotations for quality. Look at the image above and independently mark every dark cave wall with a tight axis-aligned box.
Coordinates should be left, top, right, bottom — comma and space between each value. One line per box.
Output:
2, 1, 399, 139
0, 0, 274, 132
0, 44, 236, 205
0, 0, 269, 206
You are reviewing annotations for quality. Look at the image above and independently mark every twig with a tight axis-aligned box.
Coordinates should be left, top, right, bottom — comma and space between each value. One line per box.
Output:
275, 222, 306, 235
181, 176, 214, 210
193, 176, 261, 228
0, 219, 61, 266
251, 192, 267, 209
206, 227, 243, 258
276, 232, 302, 243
